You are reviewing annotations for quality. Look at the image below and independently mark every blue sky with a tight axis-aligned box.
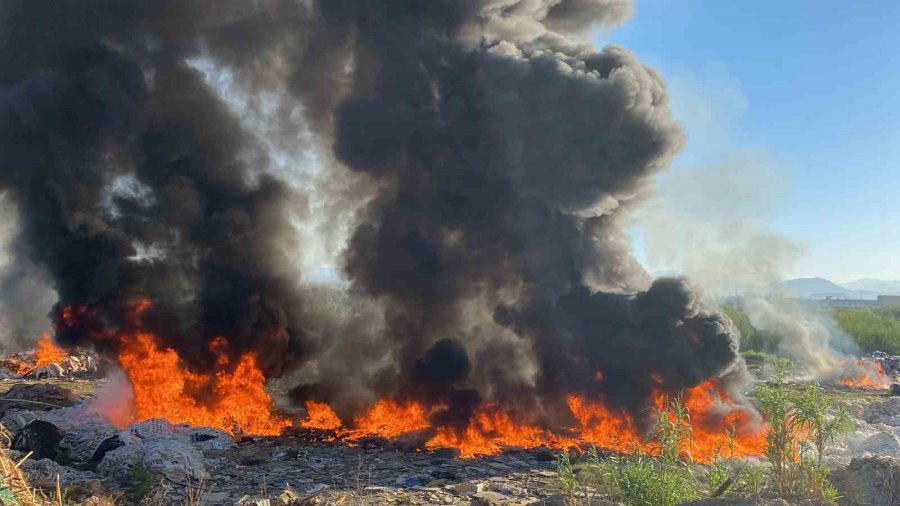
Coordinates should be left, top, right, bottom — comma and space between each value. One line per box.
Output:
603, 1, 900, 282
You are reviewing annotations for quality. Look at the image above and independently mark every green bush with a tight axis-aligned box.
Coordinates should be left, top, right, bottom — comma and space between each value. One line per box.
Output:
755, 363, 847, 502
832, 307, 900, 354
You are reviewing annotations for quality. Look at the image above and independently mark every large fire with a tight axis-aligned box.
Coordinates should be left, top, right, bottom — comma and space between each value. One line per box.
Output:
839, 359, 891, 390
59, 300, 767, 461
298, 380, 766, 463
116, 332, 290, 435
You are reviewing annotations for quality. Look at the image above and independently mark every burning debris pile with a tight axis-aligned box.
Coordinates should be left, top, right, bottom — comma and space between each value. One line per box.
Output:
0, 335, 100, 380
838, 358, 893, 390
295, 380, 765, 462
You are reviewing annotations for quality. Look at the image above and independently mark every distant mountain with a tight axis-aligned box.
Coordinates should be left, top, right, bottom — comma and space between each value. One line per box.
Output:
841, 279, 900, 295
780, 277, 850, 299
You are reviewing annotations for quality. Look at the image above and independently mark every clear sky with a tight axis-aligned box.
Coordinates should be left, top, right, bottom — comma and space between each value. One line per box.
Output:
603, 1, 900, 282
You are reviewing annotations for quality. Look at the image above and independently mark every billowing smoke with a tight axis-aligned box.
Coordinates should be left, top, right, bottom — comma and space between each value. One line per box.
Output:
737, 297, 860, 380
0, 0, 749, 430
637, 142, 857, 380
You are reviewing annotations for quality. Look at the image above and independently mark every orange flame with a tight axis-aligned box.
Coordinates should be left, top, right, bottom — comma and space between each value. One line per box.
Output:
87, 298, 767, 458
352, 399, 431, 439
300, 401, 343, 430
34, 333, 68, 367
839, 359, 891, 390
117, 332, 289, 435
296, 380, 766, 463
15, 333, 69, 375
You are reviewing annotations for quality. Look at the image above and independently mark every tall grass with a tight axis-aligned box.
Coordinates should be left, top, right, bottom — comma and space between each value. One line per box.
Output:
725, 302, 900, 355
832, 307, 900, 354
755, 363, 848, 502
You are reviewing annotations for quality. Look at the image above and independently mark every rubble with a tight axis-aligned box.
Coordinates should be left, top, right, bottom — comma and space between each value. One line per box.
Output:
139, 436, 207, 484
862, 396, 900, 426
0, 383, 82, 416
831, 456, 900, 506
873, 351, 900, 379
55, 420, 123, 464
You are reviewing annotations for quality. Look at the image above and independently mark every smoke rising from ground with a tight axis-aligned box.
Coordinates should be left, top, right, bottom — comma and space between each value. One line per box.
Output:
0, 195, 57, 352
1, 1, 750, 429
638, 152, 858, 379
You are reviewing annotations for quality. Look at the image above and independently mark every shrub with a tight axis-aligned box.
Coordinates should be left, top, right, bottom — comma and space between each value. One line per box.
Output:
832, 307, 900, 354
755, 362, 847, 502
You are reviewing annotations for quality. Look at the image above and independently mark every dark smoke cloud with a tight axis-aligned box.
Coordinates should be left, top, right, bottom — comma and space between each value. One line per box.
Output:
0, 0, 749, 432
0, 1, 312, 373
287, 0, 749, 427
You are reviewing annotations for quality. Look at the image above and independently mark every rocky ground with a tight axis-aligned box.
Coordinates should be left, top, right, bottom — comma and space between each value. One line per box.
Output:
1, 355, 900, 505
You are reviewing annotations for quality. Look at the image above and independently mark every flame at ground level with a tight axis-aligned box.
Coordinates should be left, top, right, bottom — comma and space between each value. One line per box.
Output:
300, 381, 766, 463
116, 332, 289, 435
78, 303, 764, 460
839, 359, 890, 390
14, 333, 69, 375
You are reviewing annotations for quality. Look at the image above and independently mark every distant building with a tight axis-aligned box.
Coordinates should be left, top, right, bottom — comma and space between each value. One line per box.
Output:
822, 296, 879, 308
878, 295, 900, 307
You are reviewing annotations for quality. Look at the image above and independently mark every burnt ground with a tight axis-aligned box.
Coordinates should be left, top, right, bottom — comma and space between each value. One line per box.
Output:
199, 440, 563, 505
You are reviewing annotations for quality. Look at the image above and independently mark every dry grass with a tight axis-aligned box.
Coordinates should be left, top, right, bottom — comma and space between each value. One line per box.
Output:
0, 423, 55, 506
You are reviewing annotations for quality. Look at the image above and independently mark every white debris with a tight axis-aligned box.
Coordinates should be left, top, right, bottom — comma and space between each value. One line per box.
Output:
39, 405, 110, 432
97, 442, 142, 480
21, 458, 95, 486
56, 420, 121, 463
130, 418, 176, 439
177, 425, 236, 452
0, 410, 38, 437
139, 436, 207, 484
32, 363, 65, 379
0, 369, 20, 380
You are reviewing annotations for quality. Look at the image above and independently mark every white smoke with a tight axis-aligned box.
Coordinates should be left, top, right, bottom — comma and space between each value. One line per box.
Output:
638, 148, 858, 378
0, 193, 57, 352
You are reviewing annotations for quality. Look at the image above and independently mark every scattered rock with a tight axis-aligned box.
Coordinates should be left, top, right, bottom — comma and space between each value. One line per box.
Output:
863, 397, 900, 425
853, 431, 900, 457
205, 491, 232, 503
831, 456, 900, 506
472, 490, 527, 505
453, 481, 484, 494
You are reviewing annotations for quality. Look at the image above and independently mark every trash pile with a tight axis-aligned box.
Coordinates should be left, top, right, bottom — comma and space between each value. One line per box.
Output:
873, 351, 900, 379
0, 383, 233, 493
0, 344, 101, 380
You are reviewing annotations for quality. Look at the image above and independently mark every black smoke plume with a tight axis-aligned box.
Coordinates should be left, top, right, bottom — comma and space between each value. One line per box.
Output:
0, 0, 749, 432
